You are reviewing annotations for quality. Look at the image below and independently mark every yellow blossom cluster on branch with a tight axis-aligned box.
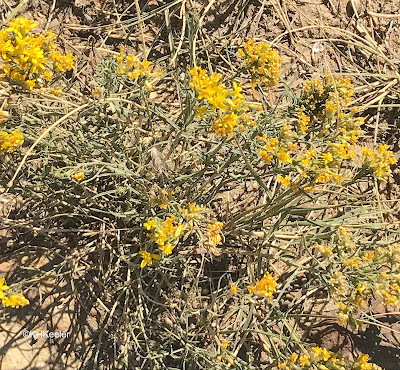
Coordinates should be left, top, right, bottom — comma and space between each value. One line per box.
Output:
140, 202, 225, 267
278, 348, 381, 370
299, 74, 354, 122
248, 272, 277, 298
189, 66, 258, 136
143, 216, 185, 258
256, 74, 393, 191
116, 46, 162, 89
313, 227, 400, 331
362, 144, 397, 180
0, 278, 29, 308
238, 39, 282, 88
0, 128, 23, 154
0, 17, 74, 90
207, 220, 224, 247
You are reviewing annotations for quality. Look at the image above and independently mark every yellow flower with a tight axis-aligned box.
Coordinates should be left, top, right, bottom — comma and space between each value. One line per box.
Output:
50, 88, 62, 96
362, 252, 374, 262
9, 17, 37, 34
354, 354, 383, 370
337, 226, 356, 249
277, 174, 291, 187
0, 278, 9, 299
189, 66, 228, 111
321, 152, 333, 164
238, 39, 281, 87
195, 105, 208, 118
1, 293, 29, 308
326, 100, 338, 116
313, 244, 333, 257
312, 347, 330, 362
188, 203, 200, 213
300, 75, 354, 119
0, 18, 75, 89
159, 243, 174, 256
71, 172, 85, 182
282, 124, 296, 138
299, 355, 310, 366
383, 290, 399, 306
50, 50, 75, 72
0, 129, 24, 154
315, 167, 343, 183
277, 362, 290, 370
230, 283, 238, 294
139, 250, 160, 268
301, 147, 316, 165
212, 112, 238, 136
260, 150, 273, 164
278, 148, 292, 163
232, 81, 243, 99
25, 79, 35, 90
345, 256, 361, 269
207, 221, 224, 246
362, 144, 397, 181
221, 340, 229, 349
304, 186, 314, 193
43, 70, 53, 81
144, 219, 156, 230
249, 272, 277, 299
145, 216, 186, 248
298, 108, 310, 134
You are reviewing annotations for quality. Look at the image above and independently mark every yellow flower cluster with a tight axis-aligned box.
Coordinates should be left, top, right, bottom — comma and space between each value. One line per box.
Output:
116, 46, 159, 85
189, 66, 253, 136
278, 353, 311, 369
315, 167, 343, 184
374, 244, 400, 307
352, 354, 382, 370
143, 216, 185, 260
299, 74, 354, 121
180, 202, 206, 228
207, 221, 224, 247
362, 144, 397, 181
0, 278, 29, 308
298, 108, 310, 134
189, 66, 229, 111
278, 348, 381, 370
277, 174, 291, 187
258, 75, 369, 190
259, 137, 279, 164
71, 172, 85, 182
238, 39, 282, 88
141, 203, 225, 266
0, 17, 74, 90
313, 228, 400, 331
0, 129, 23, 154
248, 272, 277, 298
312, 243, 333, 257
212, 112, 238, 137
258, 134, 296, 166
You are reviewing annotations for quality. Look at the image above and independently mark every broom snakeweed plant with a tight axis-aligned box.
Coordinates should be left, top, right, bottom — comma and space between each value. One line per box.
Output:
0, 17, 396, 369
